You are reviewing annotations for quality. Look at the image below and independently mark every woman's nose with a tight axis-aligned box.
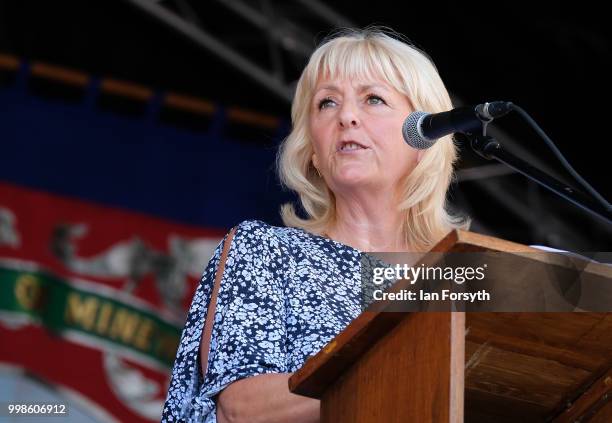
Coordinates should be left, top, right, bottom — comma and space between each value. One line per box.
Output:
338, 102, 360, 128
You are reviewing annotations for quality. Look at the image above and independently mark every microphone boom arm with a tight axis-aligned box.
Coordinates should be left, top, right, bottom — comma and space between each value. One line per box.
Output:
468, 134, 612, 226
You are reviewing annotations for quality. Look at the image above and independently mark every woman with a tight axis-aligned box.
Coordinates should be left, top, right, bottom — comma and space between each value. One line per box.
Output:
162, 27, 465, 423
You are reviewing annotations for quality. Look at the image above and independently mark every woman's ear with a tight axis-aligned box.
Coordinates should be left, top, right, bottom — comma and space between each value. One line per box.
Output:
312, 153, 319, 170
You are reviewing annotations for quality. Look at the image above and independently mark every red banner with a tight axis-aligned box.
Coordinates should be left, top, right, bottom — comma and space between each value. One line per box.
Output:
0, 181, 225, 422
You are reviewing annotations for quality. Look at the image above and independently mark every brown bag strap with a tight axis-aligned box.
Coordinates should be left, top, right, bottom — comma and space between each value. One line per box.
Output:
200, 226, 238, 377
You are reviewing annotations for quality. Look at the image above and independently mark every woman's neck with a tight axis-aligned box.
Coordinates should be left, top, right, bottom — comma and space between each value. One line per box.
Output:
324, 193, 410, 252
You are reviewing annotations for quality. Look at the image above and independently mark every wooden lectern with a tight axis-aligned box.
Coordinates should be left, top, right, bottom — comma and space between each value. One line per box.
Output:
289, 230, 612, 422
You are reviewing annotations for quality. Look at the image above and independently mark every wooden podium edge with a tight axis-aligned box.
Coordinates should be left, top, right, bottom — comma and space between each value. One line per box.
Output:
288, 310, 406, 397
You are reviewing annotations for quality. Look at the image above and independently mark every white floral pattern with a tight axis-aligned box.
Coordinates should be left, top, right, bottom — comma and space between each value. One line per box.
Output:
161, 220, 363, 422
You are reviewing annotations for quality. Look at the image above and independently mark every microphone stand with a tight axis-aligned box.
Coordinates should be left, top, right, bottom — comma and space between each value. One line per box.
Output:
467, 133, 612, 226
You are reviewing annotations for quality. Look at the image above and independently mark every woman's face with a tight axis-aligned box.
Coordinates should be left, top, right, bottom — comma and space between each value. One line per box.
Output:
309, 75, 421, 198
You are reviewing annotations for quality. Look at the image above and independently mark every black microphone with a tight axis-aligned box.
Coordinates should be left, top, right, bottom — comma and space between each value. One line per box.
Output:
402, 101, 513, 149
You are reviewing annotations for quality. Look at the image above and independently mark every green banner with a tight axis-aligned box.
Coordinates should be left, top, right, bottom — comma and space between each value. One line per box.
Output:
0, 265, 181, 368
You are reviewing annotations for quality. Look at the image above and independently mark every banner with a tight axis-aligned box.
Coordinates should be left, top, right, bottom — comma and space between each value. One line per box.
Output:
0, 181, 225, 422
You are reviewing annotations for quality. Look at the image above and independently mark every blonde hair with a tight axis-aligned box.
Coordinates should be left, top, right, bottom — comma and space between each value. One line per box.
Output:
276, 27, 467, 250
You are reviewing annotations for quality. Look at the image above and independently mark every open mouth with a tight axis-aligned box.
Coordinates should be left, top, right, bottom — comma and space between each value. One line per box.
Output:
338, 141, 368, 152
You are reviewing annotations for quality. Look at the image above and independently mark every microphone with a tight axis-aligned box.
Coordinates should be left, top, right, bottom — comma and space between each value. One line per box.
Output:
402, 101, 513, 149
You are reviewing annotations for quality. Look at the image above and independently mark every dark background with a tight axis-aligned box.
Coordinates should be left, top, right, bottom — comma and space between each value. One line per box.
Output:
1, 0, 610, 250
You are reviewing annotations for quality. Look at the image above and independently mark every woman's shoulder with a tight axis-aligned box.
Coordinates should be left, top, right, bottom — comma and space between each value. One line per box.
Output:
230, 219, 341, 254
230, 219, 311, 247
232, 219, 299, 240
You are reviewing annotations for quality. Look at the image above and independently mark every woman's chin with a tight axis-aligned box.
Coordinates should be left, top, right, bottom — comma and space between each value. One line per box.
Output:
331, 169, 375, 188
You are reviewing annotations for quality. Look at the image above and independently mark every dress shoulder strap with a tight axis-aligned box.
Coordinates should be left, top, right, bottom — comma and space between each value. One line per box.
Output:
200, 226, 238, 376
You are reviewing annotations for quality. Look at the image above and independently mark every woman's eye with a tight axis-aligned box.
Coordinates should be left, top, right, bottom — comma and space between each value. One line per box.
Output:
366, 95, 386, 105
318, 98, 337, 110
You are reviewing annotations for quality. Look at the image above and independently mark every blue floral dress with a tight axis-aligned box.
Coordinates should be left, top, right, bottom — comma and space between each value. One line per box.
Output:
161, 220, 365, 422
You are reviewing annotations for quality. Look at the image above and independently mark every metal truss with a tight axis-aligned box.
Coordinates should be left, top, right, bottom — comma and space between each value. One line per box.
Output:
124, 0, 352, 102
